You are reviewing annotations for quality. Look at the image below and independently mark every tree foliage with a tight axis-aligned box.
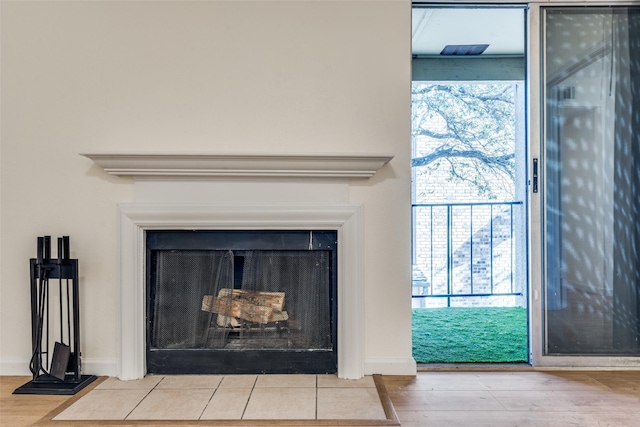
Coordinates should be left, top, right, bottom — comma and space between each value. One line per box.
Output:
412, 83, 516, 200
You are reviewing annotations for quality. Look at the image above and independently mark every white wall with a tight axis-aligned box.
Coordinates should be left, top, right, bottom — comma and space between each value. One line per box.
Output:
0, 1, 414, 376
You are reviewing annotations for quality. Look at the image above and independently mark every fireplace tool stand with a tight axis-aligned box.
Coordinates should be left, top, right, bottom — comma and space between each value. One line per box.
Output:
13, 236, 97, 395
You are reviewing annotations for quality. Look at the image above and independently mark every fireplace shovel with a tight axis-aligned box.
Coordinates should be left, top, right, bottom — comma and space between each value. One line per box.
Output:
50, 341, 71, 381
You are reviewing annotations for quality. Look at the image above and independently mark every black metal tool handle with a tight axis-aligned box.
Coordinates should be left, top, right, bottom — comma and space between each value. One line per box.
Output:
43, 236, 51, 260
63, 236, 70, 260
37, 237, 44, 265
57, 237, 64, 264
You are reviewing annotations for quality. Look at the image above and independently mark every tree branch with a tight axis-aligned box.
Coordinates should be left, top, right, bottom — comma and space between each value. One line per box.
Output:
412, 149, 515, 180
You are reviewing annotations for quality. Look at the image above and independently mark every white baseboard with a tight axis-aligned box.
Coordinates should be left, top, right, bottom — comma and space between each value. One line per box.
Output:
0, 359, 32, 376
0, 358, 117, 377
4, 357, 415, 378
365, 357, 417, 376
81, 358, 118, 377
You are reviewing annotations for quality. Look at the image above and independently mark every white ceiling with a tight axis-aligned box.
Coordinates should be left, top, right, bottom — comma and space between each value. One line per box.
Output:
412, 8, 525, 56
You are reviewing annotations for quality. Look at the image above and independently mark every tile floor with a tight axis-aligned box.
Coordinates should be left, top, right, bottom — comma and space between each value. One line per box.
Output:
53, 374, 388, 421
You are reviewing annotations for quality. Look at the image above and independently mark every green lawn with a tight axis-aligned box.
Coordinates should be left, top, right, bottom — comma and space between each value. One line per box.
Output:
412, 307, 528, 363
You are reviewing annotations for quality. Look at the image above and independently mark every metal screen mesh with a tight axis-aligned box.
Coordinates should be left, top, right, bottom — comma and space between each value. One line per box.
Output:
151, 250, 233, 348
150, 249, 332, 351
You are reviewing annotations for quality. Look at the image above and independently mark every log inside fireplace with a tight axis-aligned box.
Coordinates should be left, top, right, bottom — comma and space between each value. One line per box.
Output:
145, 230, 337, 374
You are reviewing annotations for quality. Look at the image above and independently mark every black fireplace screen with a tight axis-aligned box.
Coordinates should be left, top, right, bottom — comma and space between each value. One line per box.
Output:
146, 230, 337, 374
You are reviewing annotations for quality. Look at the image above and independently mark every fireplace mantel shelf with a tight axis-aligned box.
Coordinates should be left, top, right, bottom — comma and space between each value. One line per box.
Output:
82, 152, 394, 178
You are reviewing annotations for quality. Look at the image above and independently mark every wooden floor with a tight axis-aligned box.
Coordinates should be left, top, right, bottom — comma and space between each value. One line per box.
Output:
2, 370, 640, 426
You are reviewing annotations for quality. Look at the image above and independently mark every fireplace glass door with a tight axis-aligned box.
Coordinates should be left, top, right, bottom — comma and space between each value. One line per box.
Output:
146, 230, 337, 374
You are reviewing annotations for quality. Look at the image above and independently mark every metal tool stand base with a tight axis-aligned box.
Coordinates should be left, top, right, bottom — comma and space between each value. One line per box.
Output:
13, 236, 97, 395
13, 374, 97, 395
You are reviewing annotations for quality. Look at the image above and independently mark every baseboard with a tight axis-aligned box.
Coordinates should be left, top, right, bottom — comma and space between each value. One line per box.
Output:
0, 358, 117, 377
0, 359, 32, 376
5, 357, 415, 378
81, 358, 118, 377
365, 357, 417, 376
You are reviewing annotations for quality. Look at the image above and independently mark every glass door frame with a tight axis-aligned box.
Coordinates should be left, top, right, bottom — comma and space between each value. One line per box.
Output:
411, 2, 530, 364
529, 0, 640, 367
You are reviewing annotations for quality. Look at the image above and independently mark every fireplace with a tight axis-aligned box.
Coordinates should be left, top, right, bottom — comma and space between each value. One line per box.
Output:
82, 152, 393, 379
146, 230, 337, 374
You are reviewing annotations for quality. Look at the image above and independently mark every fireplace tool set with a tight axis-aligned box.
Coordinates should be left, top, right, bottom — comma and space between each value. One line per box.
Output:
13, 236, 97, 395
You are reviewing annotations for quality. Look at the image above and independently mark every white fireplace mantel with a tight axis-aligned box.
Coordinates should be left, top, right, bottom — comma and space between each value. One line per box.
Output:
81, 152, 393, 178
83, 152, 393, 380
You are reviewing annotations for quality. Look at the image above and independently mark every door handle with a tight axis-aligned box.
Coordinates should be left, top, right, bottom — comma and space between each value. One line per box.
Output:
532, 158, 538, 193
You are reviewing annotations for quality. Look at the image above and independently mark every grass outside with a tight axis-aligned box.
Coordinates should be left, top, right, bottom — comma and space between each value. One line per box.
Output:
412, 306, 528, 363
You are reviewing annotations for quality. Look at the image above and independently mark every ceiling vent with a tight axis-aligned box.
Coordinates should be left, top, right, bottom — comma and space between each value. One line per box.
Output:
440, 44, 489, 56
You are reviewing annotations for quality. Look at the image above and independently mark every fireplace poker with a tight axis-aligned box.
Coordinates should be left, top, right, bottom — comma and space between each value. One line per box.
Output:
30, 236, 52, 377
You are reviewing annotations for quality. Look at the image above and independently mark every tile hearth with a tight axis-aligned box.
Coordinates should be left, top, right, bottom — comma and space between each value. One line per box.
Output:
52, 374, 390, 422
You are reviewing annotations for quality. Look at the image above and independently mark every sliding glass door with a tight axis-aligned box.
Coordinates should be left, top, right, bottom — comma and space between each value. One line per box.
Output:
542, 6, 640, 357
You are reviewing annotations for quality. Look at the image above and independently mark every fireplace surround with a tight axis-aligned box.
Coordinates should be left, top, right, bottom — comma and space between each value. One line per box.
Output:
83, 152, 393, 380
